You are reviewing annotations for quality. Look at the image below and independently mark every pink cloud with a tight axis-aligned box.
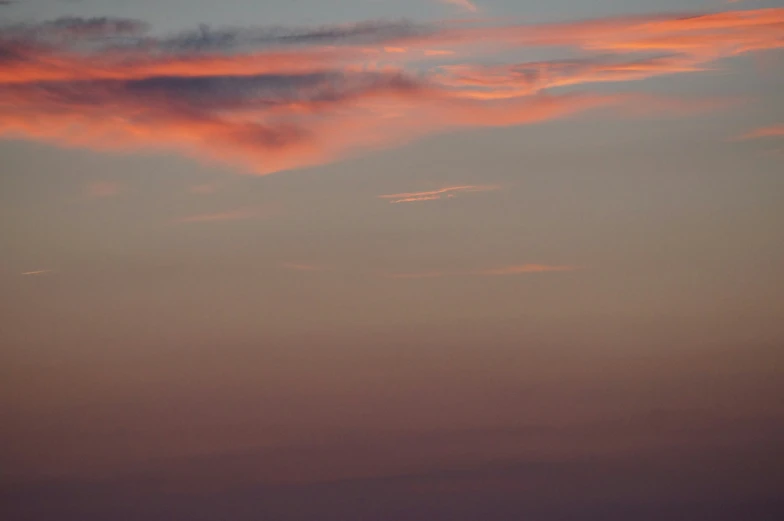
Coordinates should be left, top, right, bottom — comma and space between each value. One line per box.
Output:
0, 72, 626, 174
0, 8, 780, 175
737, 124, 784, 139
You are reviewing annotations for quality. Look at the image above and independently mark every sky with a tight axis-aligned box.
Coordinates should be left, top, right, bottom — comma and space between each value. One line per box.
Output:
1, 0, 783, 520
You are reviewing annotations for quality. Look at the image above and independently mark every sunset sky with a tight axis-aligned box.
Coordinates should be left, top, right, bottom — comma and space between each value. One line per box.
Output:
1, 0, 783, 519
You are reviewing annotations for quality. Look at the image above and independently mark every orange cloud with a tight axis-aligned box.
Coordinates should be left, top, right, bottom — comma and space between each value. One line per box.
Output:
432, 8, 784, 99
456, 7, 784, 56
438, 55, 707, 100
0, 47, 348, 84
737, 124, 784, 139
0, 8, 780, 175
379, 185, 499, 203
424, 49, 455, 56
0, 71, 625, 174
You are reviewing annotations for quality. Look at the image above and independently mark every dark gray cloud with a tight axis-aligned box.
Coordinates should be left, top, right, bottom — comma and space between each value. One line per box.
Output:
122, 70, 420, 106
149, 19, 429, 52
45, 16, 148, 37
0, 16, 149, 44
1, 70, 424, 111
1, 8, 777, 175
0, 16, 428, 52
0, 41, 26, 62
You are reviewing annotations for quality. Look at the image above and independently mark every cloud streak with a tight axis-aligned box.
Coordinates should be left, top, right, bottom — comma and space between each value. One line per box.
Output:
737, 124, 784, 139
152, 20, 427, 52
0, 8, 781, 174
385, 264, 580, 279
379, 185, 499, 203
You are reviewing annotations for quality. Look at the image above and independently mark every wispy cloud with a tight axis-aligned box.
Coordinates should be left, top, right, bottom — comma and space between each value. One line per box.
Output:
379, 185, 499, 203
737, 124, 784, 140
384, 264, 580, 278
151, 20, 426, 52
21, 269, 54, 276
442, 8, 784, 56
174, 207, 264, 223
383, 271, 449, 279
1, 16, 148, 44
0, 8, 781, 174
437, 56, 708, 100
440, 0, 478, 13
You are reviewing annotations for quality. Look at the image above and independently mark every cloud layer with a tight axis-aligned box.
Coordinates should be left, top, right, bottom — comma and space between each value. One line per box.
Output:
0, 8, 782, 174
